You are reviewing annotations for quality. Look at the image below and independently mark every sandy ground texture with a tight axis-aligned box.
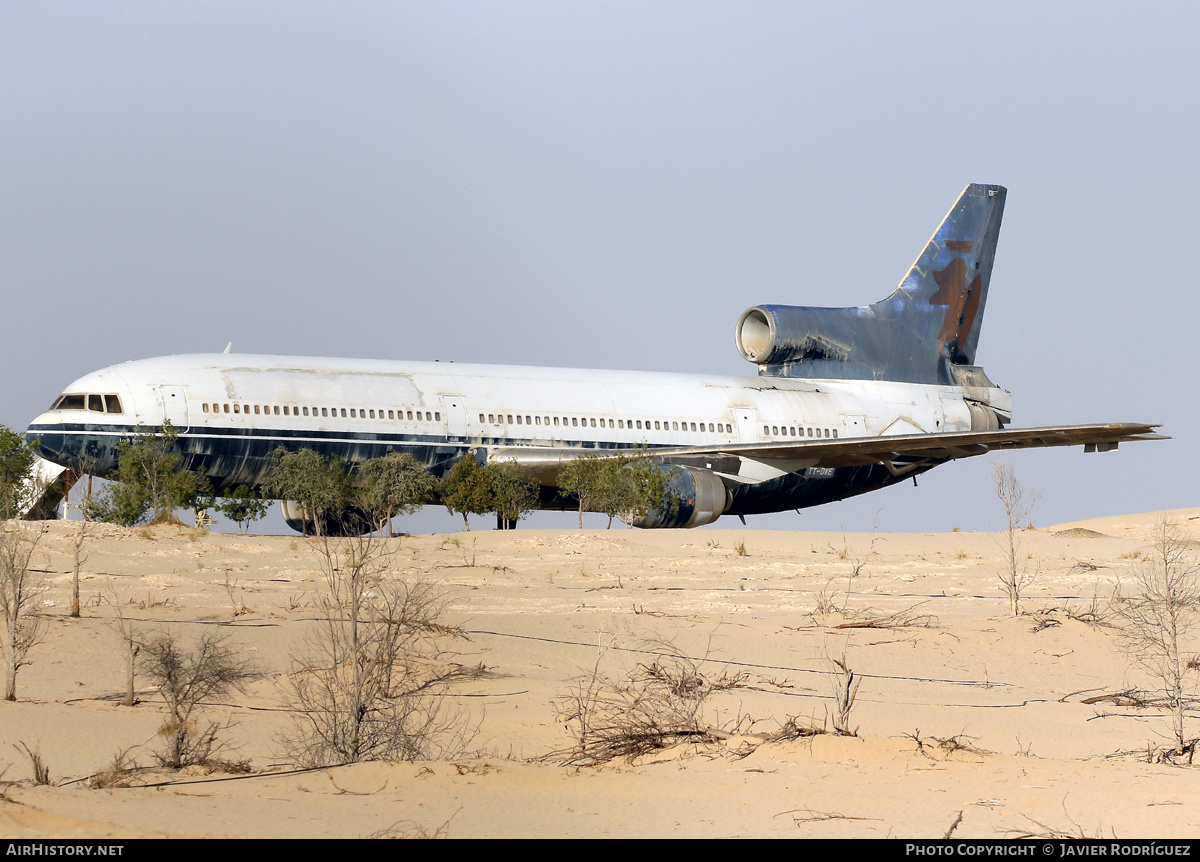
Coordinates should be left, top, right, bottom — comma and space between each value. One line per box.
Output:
3, 509, 1200, 838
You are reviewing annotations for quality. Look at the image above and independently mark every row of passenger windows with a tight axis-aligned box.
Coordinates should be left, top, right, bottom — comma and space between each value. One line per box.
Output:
479, 413, 733, 434
196, 400, 837, 440
767, 425, 837, 439
200, 403, 440, 421
52, 393, 124, 414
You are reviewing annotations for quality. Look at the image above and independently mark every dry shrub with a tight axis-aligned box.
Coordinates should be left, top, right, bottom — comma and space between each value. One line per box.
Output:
554, 635, 737, 766
1110, 519, 1200, 757
993, 460, 1038, 615
140, 630, 259, 769
0, 523, 46, 701
280, 535, 474, 767
90, 750, 138, 789
15, 742, 50, 785
829, 655, 860, 736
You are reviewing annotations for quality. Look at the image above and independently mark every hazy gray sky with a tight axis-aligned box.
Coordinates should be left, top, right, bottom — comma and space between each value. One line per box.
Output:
3, 2, 1195, 533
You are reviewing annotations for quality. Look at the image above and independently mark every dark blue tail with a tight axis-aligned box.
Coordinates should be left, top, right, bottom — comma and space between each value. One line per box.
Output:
735, 183, 1007, 385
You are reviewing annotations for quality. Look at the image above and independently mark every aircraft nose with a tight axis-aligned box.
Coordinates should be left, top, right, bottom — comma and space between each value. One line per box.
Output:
25, 414, 73, 465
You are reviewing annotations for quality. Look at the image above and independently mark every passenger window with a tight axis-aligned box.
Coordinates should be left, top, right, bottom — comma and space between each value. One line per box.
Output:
516, 415, 522, 425
234, 404, 240, 414
224, 404, 230, 414
571, 418, 578, 427
479, 414, 485, 423
690, 422, 696, 431
636, 420, 642, 430
435, 412, 440, 421
350, 409, 356, 418
389, 411, 395, 419
535, 416, 541, 425
302, 407, 308, 416
202, 404, 209, 413
590, 418, 596, 428
320, 408, 326, 417
553, 417, 559, 426
833, 429, 838, 438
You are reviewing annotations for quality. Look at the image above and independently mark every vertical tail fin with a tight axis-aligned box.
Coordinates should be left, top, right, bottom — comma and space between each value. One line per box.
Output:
735, 183, 1007, 384
886, 182, 1006, 369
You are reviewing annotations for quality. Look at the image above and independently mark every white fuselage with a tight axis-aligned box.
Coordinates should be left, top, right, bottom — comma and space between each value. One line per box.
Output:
30, 353, 983, 446
26, 353, 1010, 524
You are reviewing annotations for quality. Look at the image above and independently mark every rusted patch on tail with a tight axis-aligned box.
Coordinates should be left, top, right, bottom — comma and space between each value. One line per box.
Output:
930, 258, 983, 354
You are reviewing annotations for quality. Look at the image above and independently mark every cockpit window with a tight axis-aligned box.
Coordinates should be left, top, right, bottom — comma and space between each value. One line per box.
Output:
55, 393, 125, 413
53, 396, 123, 415
53, 394, 86, 411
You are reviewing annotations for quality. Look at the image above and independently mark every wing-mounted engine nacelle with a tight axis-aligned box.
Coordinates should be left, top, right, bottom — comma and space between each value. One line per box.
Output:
631, 465, 730, 529
280, 500, 374, 537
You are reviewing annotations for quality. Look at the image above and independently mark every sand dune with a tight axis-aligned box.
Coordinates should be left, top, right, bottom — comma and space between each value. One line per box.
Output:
3, 511, 1200, 838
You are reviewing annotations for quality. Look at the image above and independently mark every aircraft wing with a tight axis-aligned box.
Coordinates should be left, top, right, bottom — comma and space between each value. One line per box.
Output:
487, 423, 1165, 486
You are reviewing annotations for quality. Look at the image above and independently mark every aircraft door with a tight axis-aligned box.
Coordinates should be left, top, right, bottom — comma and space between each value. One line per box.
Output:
441, 396, 467, 442
731, 408, 761, 443
157, 386, 189, 432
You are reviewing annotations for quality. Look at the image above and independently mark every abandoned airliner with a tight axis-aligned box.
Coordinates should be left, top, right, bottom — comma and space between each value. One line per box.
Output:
25, 183, 1162, 532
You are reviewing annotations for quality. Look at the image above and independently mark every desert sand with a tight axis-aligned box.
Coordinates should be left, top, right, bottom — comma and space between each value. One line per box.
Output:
3, 509, 1200, 839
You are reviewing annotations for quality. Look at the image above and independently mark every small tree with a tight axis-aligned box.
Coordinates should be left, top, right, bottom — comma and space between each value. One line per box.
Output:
1111, 519, 1200, 757
487, 461, 538, 530
281, 534, 470, 766
559, 449, 674, 529
559, 453, 608, 529
211, 485, 272, 535
140, 630, 259, 768
440, 456, 493, 531
261, 448, 351, 537
356, 452, 438, 536
87, 422, 199, 526
0, 525, 46, 701
69, 520, 87, 617
0, 426, 38, 521
993, 460, 1038, 615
